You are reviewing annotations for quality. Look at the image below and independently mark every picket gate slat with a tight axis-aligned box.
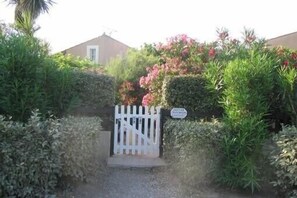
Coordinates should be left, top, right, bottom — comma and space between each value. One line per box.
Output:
138, 106, 143, 155
113, 105, 160, 157
144, 106, 149, 155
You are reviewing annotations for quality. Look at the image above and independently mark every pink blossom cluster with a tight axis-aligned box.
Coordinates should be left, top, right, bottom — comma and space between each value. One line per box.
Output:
139, 64, 161, 89
157, 34, 195, 51
139, 34, 213, 106
142, 93, 154, 106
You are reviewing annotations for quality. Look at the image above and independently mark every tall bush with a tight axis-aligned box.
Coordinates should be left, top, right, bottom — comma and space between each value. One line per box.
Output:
275, 48, 297, 126
219, 52, 276, 192
42, 59, 77, 116
0, 34, 49, 121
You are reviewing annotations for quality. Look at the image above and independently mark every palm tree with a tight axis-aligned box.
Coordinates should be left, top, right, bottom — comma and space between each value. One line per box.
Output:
7, 0, 54, 22
6, 0, 54, 36
14, 11, 40, 36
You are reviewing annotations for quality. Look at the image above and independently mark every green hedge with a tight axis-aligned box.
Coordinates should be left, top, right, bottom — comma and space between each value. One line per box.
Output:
73, 71, 115, 108
163, 119, 224, 186
60, 116, 102, 182
162, 75, 221, 114
0, 112, 104, 197
0, 34, 115, 121
0, 111, 62, 197
269, 126, 297, 198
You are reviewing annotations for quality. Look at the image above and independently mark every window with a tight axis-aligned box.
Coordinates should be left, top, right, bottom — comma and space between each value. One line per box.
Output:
87, 45, 99, 64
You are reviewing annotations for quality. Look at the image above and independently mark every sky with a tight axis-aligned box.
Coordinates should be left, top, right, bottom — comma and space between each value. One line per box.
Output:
1, 0, 297, 53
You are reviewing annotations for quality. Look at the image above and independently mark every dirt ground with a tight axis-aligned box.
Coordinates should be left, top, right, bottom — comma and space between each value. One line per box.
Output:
56, 166, 276, 198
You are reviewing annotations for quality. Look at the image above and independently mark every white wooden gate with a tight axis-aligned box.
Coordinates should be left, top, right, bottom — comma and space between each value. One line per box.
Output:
113, 105, 161, 157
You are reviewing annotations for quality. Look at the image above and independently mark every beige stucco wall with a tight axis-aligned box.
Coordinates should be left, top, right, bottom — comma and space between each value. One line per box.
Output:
267, 32, 297, 50
64, 34, 129, 65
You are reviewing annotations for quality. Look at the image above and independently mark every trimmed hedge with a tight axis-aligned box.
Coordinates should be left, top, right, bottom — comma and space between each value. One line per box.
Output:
162, 75, 221, 114
60, 116, 103, 182
0, 111, 104, 197
269, 125, 297, 198
163, 119, 224, 186
0, 111, 62, 197
73, 71, 115, 108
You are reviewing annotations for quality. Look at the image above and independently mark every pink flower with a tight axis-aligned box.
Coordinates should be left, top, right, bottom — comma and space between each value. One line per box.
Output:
142, 93, 154, 106
181, 47, 189, 58
283, 60, 289, 66
209, 48, 216, 57
180, 34, 188, 44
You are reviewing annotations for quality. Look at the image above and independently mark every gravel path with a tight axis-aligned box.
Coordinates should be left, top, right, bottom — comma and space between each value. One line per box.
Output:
65, 167, 191, 198
57, 167, 275, 198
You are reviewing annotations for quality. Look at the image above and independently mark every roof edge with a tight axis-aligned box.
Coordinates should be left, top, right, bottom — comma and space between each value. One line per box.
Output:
267, 31, 297, 42
59, 33, 131, 53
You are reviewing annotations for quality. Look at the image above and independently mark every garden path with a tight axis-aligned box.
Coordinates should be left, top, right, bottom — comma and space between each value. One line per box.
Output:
58, 167, 275, 198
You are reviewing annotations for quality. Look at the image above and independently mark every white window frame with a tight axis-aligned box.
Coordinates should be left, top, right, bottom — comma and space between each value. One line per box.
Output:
87, 45, 99, 64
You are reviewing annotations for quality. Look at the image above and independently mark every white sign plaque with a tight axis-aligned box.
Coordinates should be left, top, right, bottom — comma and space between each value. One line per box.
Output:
170, 108, 187, 119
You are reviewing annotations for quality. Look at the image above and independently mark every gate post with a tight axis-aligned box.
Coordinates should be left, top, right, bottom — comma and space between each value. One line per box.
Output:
110, 105, 115, 156
159, 108, 165, 157
159, 108, 170, 157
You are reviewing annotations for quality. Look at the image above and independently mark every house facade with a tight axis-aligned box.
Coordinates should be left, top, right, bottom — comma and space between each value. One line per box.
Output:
62, 33, 130, 65
266, 31, 297, 50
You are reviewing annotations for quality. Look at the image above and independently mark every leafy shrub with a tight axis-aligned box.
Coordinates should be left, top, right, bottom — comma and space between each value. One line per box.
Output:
269, 125, 297, 197
118, 80, 145, 105
51, 53, 95, 69
106, 48, 158, 104
60, 116, 103, 181
277, 55, 297, 126
0, 111, 62, 197
219, 52, 276, 192
42, 59, 78, 116
72, 71, 115, 108
106, 48, 158, 84
162, 75, 221, 113
0, 33, 49, 121
139, 29, 263, 106
163, 119, 224, 186
139, 34, 214, 106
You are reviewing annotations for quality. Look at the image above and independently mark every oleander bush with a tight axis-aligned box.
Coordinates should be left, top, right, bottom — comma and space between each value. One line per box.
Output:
0, 34, 49, 121
0, 111, 62, 197
219, 52, 276, 192
0, 33, 114, 121
163, 119, 224, 186
269, 126, 297, 198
